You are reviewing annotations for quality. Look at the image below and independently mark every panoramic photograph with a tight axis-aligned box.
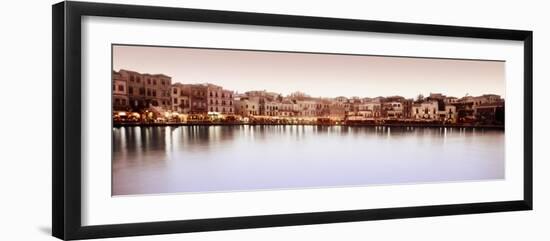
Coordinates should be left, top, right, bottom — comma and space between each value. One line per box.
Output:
111, 44, 505, 196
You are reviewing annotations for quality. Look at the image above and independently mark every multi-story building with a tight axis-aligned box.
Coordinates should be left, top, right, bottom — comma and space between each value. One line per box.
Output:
380, 96, 406, 119
114, 69, 172, 111
456, 94, 503, 122
315, 99, 332, 117
264, 100, 280, 116
358, 101, 382, 119
234, 96, 260, 116
445, 105, 458, 122
328, 103, 346, 119
412, 101, 439, 120
207, 84, 234, 114
188, 84, 208, 114
244, 90, 281, 116
296, 100, 318, 117
171, 83, 191, 114
279, 99, 297, 117
112, 71, 129, 111
382, 101, 404, 119
473, 94, 502, 106
474, 101, 505, 124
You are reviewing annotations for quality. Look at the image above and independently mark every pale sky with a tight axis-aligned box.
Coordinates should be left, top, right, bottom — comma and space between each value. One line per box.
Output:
113, 45, 505, 99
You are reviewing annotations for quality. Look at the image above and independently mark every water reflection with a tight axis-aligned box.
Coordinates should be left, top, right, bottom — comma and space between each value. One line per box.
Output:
113, 125, 505, 195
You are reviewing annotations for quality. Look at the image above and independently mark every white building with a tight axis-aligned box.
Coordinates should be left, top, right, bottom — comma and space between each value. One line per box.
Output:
412, 101, 439, 120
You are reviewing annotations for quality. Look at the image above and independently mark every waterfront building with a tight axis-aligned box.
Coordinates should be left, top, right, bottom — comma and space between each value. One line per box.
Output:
345, 99, 380, 120
264, 100, 281, 116
412, 101, 439, 120
112, 71, 129, 111
234, 96, 260, 116
279, 99, 297, 117
207, 84, 234, 114
382, 101, 404, 119
328, 103, 346, 120
171, 83, 191, 114
438, 105, 457, 123
296, 100, 318, 117
244, 90, 281, 116
315, 99, 332, 117
188, 84, 208, 114
401, 99, 414, 118
379, 96, 405, 119
473, 94, 502, 106
114, 69, 172, 111
456, 94, 503, 122
474, 101, 505, 124
361, 101, 382, 118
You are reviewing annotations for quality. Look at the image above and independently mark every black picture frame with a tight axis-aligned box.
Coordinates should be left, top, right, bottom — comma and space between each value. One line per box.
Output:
52, 1, 533, 240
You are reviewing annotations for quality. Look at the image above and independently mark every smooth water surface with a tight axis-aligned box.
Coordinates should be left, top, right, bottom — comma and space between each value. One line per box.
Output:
112, 125, 504, 195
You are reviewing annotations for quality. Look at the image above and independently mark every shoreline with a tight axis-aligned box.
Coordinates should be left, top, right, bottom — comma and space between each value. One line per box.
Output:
113, 122, 505, 130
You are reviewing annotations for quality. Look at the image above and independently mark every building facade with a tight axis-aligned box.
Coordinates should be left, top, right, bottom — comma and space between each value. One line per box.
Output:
207, 84, 234, 114
171, 83, 191, 114
112, 71, 129, 111
412, 101, 439, 120
114, 69, 172, 111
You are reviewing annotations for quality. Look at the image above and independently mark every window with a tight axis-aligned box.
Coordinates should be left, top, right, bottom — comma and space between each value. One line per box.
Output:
153, 80, 157, 85
147, 79, 151, 84
173, 98, 177, 104
161, 80, 165, 85
112, 85, 115, 91
121, 99, 126, 105
130, 76, 134, 82
137, 77, 141, 83
128, 86, 133, 95
173, 88, 177, 94
118, 85, 124, 91
153, 90, 157, 97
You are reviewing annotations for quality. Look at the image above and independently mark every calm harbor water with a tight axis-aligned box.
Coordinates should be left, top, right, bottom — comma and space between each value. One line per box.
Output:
112, 125, 504, 196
